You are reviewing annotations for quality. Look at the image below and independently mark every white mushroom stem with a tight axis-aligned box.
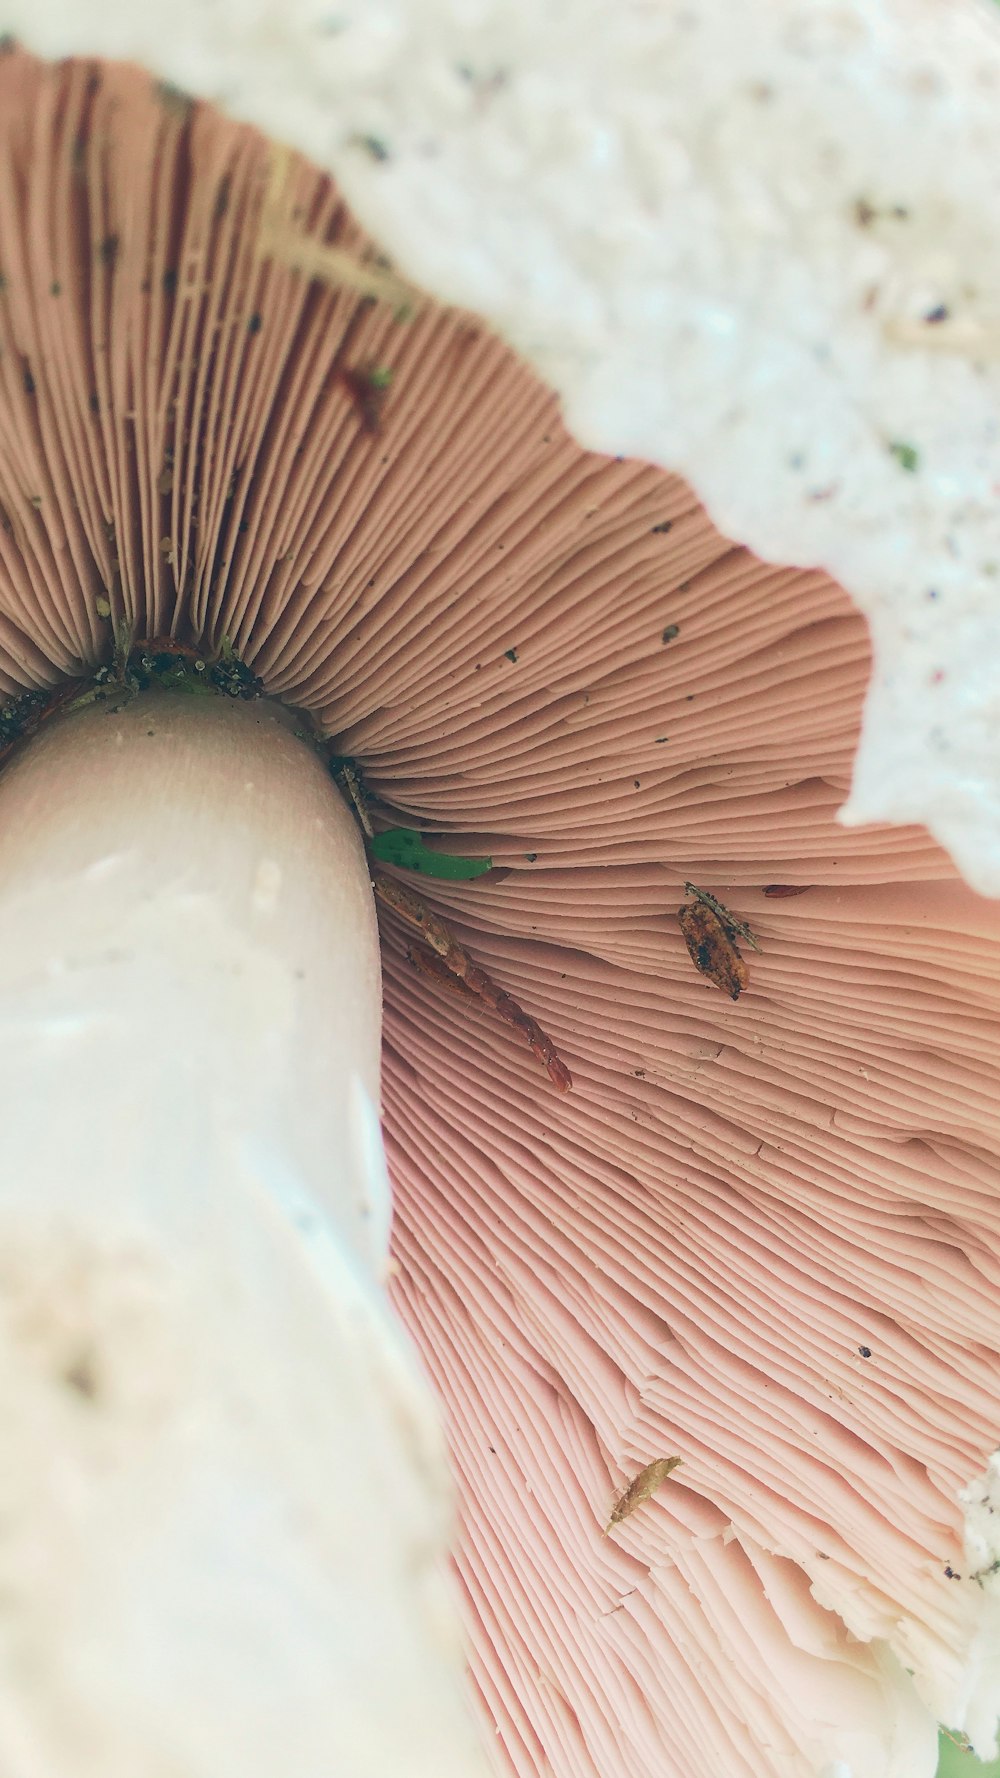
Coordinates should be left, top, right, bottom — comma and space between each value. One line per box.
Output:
0, 692, 489, 1778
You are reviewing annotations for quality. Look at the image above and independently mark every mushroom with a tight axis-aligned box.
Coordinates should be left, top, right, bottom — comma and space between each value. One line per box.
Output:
0, 41, 999, 1778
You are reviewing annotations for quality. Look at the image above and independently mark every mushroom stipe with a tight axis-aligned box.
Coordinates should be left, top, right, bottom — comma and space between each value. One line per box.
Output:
0, 631, 574, 1093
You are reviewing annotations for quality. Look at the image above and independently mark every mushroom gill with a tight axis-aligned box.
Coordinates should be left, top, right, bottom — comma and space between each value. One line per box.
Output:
1, 45, 999, 1778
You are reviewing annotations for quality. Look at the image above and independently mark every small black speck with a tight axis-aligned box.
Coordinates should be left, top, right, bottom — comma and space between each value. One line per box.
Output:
858, 1345, 872, 1358
504, 647, 518, 663
651, 521, 673, 534
147, 729, 155, 737
99, 234, 119, 267
63, 1350, 99, 1400
524, 852, 537, 862
488, 1444, 496, 1454
661, 624, 680, 644
357, 133, 390, 162
654, 736, 668, 744
156, 80, 193, 115
888, 439, 920, 473
163, 268, 178, 296
944, 1565, 962, 1580
633, 1068, 646, 1079
247, 312, 263, 335
924, 303, 949, 324
23, 368, 35, 395
89, 393, 100, 414
633, 779, 640, 789
50, 281, 61, 297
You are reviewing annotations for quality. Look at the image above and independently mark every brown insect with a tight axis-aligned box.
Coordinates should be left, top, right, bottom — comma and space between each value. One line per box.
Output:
677, 883, 759, 1000
374, 874, 572, 1092
605, 1457, 682, 1532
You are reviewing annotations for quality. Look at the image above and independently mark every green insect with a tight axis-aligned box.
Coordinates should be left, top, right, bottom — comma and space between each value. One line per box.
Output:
328, 758, 572, 1093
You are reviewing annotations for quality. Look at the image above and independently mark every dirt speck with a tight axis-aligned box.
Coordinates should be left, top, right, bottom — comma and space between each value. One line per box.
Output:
62, 1348, 100, 1401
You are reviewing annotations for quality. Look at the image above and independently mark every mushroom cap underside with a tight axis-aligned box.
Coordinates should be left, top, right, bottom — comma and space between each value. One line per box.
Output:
1, 48, 999, 1778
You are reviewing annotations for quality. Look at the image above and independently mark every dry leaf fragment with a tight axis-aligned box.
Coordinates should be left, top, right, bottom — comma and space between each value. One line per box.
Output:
606, 1457, 682, 1532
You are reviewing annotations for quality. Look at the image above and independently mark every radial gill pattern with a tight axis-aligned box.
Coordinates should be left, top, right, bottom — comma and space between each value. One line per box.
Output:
1, 45, 999, 1778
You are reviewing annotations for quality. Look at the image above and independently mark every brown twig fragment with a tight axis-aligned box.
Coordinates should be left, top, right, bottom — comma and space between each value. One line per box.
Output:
374, 873, 572, 1092
405, 942, 481, 1001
